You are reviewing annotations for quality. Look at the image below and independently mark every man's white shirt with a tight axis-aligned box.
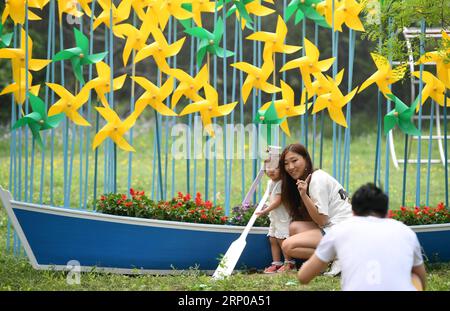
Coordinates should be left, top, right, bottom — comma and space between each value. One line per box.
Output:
315, 216, 424, 291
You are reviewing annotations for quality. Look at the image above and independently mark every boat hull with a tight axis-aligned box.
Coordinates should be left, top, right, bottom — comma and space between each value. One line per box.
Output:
2, 187, 450, 274
1, 188, 271, 274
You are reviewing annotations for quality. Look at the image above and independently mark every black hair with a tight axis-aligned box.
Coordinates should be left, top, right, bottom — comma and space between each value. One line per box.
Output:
351, 183, 389, 218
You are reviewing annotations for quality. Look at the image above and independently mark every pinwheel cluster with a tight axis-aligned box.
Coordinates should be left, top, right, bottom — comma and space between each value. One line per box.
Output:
357, 31, 450, 136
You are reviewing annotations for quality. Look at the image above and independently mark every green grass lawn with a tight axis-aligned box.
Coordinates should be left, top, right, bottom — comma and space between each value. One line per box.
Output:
0, 114, 449, 290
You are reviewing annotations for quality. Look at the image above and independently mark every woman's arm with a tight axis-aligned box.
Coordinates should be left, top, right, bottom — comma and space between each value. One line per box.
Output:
255, 194, 282, 216
300, 192, 329, 227
297, 174, 329, 227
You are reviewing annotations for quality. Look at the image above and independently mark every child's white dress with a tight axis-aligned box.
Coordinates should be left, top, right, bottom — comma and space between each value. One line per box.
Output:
267, 180, 291, 239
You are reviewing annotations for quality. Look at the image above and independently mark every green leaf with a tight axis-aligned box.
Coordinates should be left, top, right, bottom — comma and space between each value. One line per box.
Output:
74, 28, 89, 54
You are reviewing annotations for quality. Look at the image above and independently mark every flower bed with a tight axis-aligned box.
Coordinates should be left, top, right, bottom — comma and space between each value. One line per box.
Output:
96, 189, 229, 225
388, 203, 450, 226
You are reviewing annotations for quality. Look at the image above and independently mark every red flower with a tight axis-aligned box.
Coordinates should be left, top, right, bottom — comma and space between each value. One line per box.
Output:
201, 214, 207, 219
195, 197, 202, 206
125, 202, 133, 207
178, 192, 183, 199
196, 192, 201, 198
139, 190, 145, 196
400, 206, 406, 211
388, 210, 394, 218
100, 195, 106, 201
130, 188, 135, 196
177, 202, 183, 207
184, 193, 191, 201
117, 199, 123, 205
220, 216, 228, 222
121, 194, 127, 200
204, 201, 213, 209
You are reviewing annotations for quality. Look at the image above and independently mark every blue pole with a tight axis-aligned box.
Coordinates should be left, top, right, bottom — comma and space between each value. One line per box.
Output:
415, 20, 425, 207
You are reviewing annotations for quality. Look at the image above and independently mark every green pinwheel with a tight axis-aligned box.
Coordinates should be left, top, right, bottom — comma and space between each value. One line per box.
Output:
52, 28, 107, 84
384, 94, 421, 136
285, 0, 330, 28
218, 0, 256, 30
254, 100, 285, 145
12, 93, 65, 148
0, 22, 13, 48
184, 17, 234, 65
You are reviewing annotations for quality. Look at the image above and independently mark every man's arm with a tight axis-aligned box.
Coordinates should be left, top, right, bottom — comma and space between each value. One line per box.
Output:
411, 264, 426, 291
297, 254, 329, 285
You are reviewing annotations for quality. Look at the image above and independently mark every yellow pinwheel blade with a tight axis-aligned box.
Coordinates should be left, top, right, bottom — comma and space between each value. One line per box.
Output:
95, 106, 121, 124
92, 128, 110, 150
280, 119, 291, 137
328, 106, 347, 128
111, 134, 136, 152
113, 74, 127, 91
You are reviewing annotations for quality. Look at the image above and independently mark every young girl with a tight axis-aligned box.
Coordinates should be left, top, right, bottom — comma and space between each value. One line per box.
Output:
256, 159, 295, 273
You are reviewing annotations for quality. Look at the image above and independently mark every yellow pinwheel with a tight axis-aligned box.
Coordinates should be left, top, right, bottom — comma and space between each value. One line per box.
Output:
189, 0, 218, 27
57, 0, 84, 23
260, 80, 311, 136
0, 69, 40, 105
46, 83, 91, 126
158, 0, 193, 31
134, 25, 186, 73
179, 83, 238, 136
412, 71, 450, 111
232, 0, 275, 30
132, 76, 178, 116
358, 52, 407, 97
93, 106, 144, 152
0, 29, 50, 78
114, 10, 154, 66
332, 0, 365, 32
137, 0, 162, 27
170, 64, 209, 108
316, 0, 340, 28
311, 82, 358, 127
306, 69, 345, 99
78, 0, 93, 17
93, 0, 132, 33
84, 61, 127, 108
2, 0, 49, 24
131, 0, 153, 21
280, 37, 335, 94
416, 31, 450, 89
231, 60, 281, 104
246, 15, 301, 63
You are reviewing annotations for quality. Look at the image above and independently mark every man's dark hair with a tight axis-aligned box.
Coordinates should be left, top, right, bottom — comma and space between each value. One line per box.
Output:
351, 183, 389, 218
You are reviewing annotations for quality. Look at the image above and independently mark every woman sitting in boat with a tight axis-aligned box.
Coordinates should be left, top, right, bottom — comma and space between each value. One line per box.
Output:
279, 143, 353, 275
